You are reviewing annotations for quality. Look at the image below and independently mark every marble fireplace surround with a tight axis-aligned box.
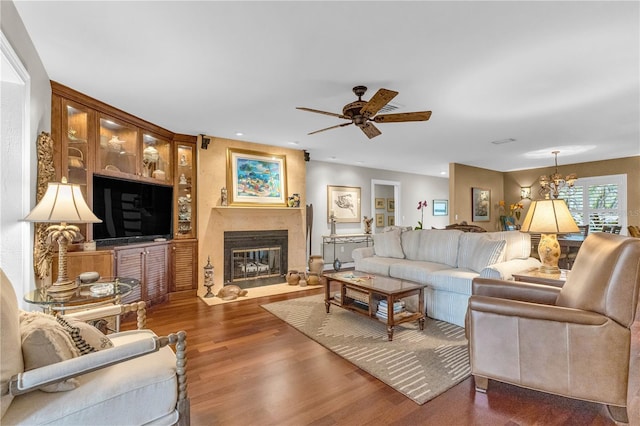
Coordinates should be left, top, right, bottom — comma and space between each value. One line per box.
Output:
206, 207, 306, 293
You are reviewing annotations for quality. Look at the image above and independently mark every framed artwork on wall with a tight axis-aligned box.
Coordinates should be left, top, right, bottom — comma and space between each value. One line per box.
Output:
327, 185, 361, 223
375, 213, 384, 227
387, 216, 395, 226
471, 187, 491, 222
433, 199, 448, 216
375, 198, 385, 209
387, 198, 395, 212
226, 148, 287, 206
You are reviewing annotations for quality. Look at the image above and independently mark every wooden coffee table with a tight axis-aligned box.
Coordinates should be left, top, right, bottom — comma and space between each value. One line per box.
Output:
323, 271, 427, 341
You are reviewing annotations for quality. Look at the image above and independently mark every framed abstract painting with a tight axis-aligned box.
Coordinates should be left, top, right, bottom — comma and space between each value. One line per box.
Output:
226, 148, 287, 206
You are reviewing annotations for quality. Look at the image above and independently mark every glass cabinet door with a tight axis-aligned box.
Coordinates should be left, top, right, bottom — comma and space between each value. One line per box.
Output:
142, 133, 172, 183
64, 101, 91, 189
63, 100, 93, 240
175, 144, 196, 238
98, 115, 139, 176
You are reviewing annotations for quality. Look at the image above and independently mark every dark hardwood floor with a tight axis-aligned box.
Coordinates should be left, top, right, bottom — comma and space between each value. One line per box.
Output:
125, 288, 639, 425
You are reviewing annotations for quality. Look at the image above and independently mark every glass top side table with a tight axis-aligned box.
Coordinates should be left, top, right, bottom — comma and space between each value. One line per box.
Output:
24, 277, 140, 314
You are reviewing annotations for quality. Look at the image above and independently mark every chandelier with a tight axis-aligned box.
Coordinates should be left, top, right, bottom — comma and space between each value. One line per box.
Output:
539, 151, 577, 199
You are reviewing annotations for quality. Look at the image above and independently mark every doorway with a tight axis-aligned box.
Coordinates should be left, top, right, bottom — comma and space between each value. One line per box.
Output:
371, 179, 401, 231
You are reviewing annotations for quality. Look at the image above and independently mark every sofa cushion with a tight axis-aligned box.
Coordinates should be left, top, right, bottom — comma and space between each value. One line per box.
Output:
389, 260, 451, 284
400, 230, 422, 260
457, 233, 506, 273
373, 228, 405, 259
418, 229, 462, 267
356, 256, 399, 276
486, 230, 531, 260
428, 268, 480, 295
1, 269, 24, 417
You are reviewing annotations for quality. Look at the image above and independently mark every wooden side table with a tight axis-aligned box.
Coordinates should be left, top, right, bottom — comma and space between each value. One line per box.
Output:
512, 268, 567, 287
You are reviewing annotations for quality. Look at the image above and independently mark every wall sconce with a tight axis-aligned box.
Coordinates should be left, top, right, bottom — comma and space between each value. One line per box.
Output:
520, 187, 531, 200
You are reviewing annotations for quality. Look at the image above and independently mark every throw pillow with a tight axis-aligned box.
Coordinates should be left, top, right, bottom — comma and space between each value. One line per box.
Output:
19, 311, 113, 392
457, 234, 506, 273
373, 228, 405, 259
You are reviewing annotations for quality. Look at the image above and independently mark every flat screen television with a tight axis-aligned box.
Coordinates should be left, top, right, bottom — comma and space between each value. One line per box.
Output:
92, 175, 173, 245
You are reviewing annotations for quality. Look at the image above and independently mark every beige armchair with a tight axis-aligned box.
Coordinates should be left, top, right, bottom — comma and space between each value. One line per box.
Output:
1, 269, 189, 425
466, 232, 640, 423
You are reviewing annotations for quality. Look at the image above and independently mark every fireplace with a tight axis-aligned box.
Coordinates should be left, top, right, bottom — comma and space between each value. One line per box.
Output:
223, 230, 288, 287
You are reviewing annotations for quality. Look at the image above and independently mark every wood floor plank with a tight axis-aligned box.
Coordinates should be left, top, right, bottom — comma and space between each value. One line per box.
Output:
124, 287, 639, 425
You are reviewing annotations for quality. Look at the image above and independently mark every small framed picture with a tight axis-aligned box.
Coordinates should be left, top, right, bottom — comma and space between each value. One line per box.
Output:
375, 198, 385, 209
376, 213, 384, 227
433, 199, 448, 216
387, 216, 395, 226
387, 198, 395, 212
471, 187, 491, 222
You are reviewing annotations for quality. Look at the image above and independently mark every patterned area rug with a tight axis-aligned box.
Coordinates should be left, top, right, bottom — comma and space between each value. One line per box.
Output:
262, 294, 470, 405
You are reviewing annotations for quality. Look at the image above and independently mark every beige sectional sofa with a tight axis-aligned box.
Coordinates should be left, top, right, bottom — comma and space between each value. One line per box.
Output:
352, 228, 541, 327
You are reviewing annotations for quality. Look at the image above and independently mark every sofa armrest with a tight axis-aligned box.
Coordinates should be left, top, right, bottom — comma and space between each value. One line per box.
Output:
480, 257, 541, 280
472, 277, 561, 305
352, 246, 375, 262
468, 295, 607, 325
10, 330, 186, 396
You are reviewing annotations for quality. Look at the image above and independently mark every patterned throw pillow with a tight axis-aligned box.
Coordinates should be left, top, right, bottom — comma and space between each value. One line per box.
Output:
19, 311, 113, 392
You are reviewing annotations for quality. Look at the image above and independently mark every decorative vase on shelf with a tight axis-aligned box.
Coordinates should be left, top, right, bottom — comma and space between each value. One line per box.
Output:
308, 255, 324, 275
286, 270, 300, 285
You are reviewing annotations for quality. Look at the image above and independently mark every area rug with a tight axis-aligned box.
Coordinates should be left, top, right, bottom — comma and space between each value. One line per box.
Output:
261, 294, 470, 405
198, 283, 321, 306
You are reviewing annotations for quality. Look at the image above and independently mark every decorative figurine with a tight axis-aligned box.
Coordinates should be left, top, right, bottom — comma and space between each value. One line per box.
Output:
203, 256, 214, 298
330, 212, 337, 235
179, 173, 188, 185
221, 187, 228, 206
363, 216, 373, 234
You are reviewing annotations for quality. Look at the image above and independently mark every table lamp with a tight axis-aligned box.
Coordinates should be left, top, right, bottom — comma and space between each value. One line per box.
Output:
24, 177, 102, 299
520, 199, 579, 274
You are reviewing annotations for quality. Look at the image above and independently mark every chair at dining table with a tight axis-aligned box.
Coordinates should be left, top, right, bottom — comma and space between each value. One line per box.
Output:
566, 225, 589, 269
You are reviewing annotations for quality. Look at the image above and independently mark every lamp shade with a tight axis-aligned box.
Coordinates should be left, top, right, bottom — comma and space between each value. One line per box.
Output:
520, 199, 579, 234
24, 178, 102, 224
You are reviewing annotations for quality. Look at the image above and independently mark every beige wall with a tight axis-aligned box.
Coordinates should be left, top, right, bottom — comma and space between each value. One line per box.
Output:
196, 136, 306, 293
450, 156, 640, 233
504, 156, 640, 227
449, 163, 505, 231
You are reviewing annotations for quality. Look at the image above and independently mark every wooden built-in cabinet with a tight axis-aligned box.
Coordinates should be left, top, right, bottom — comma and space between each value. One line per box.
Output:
171, 240, 198, 292
50, 82, 199, 304
115, 242, 169, 307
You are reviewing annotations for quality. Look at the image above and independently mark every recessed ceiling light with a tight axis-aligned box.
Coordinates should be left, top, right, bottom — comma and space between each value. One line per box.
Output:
288, 141, 299, 146
235, 132, 244, 136
440, 171, 447, 175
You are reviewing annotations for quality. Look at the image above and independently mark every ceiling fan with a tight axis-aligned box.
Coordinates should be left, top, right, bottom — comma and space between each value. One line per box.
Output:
297, 86, 432, 139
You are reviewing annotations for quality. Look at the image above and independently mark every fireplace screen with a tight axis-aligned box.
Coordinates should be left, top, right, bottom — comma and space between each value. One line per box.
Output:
232, 247, 281, 282
223, 230, 288, 286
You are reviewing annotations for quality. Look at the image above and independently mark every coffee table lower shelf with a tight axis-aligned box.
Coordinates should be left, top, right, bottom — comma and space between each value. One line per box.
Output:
323, 273, 427, 341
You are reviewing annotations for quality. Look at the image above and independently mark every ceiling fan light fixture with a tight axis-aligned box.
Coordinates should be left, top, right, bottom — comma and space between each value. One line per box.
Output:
297, 85, 431, 139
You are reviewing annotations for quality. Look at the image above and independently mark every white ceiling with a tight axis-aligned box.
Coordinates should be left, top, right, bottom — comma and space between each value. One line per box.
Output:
13, 1, 640, 177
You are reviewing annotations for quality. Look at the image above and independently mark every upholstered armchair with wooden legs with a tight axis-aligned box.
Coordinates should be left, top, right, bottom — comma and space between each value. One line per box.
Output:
466, 233, 640, 423
0, 269, 190, 425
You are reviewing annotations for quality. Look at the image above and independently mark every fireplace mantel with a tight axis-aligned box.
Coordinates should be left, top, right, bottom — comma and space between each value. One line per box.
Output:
204, 205, 306, 293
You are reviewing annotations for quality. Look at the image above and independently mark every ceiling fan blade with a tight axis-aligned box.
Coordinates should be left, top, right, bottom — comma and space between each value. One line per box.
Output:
308, 122, 353, 135
359, 122, 382, 139
373, 111, 432, 123
296, 107, 348, 120
360, 88, 398, 118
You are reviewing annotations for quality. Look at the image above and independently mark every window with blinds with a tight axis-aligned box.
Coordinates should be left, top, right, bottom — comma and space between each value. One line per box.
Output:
557, 174, 627, 232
